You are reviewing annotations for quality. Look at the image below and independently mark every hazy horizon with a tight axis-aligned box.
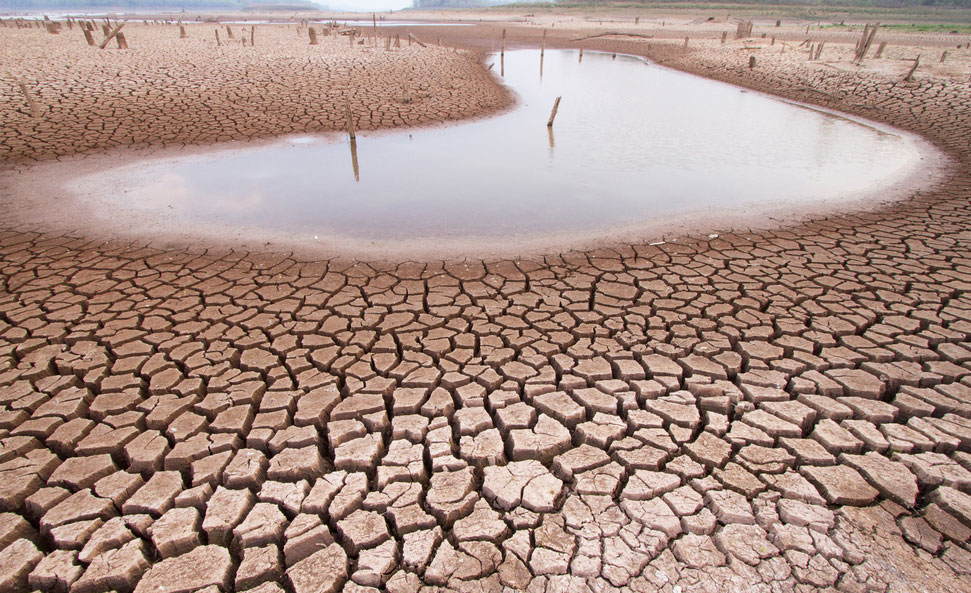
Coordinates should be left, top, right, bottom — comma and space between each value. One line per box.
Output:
324, 0, 410, 11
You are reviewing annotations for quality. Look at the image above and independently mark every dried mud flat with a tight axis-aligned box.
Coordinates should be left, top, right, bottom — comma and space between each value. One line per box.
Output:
2, 14, 971, 593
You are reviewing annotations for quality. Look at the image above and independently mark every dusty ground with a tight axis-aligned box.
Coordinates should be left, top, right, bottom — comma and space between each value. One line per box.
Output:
2, 10, 971, 593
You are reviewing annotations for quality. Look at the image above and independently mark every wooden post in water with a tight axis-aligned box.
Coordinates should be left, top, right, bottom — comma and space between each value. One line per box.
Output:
547, 96, 561, 128
541, 29, 546, 58
579, 46, 583, 62
345, 98, 356, 140
501, 28, 506, 57
349, 137, 360, 182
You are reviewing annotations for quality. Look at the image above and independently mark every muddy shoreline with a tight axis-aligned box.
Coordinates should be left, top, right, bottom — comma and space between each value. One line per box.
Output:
0, 47, 952, 261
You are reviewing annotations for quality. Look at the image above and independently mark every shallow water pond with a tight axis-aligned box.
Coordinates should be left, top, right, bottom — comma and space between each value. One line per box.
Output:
84, 49, 927, 242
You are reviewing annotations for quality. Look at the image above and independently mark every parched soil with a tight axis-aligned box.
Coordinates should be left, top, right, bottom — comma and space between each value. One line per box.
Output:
2, 14, 971, 593
0, 22, 510, 162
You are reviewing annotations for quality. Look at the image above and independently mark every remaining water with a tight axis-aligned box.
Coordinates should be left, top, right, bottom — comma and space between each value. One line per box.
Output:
84, 50, 927, 242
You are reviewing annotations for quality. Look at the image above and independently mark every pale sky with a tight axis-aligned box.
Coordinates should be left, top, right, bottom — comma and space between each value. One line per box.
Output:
323, 0, 413, 11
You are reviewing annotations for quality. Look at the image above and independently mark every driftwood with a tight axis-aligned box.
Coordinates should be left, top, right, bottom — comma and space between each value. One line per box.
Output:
570, 31, 654, 42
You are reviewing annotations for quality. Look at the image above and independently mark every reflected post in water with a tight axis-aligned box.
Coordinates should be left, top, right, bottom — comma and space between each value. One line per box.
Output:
349, 138, 360, 182
547, 126, 555, 151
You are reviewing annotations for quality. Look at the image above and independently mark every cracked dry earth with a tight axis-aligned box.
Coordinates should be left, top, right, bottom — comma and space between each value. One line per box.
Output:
4, 21, 971, 593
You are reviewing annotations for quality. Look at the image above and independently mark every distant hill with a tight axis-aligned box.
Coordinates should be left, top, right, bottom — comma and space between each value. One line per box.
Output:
0, 0, 323, 9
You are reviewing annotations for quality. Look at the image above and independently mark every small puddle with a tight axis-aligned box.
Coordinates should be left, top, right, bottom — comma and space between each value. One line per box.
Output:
62, 49, 935, 252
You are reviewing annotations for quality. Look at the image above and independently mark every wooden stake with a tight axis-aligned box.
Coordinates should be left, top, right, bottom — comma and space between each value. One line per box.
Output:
501, 28, 505, 57
226, 25, 233, 39
940, 50, 947, 63
345, 98, 356, 140
875, 41, 887, 58
749, 55, 756, 69
99, 22, 125, 49
547, 96, 561, 128
903, 55, 920, 82
349, 138, 360, 182
83, 28, 94, 45
854, 23, 878, 63
17, 80, 40, 118
372, 13, 377, 47
408, 33, 425, 48
541, 29, 546, 58
215, 29, 220, 46
251, 26, 254, 46
683, 36, 688, 48
179, 24, 186, 38
309, 27, 317, 45
116, 31, 128, 49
